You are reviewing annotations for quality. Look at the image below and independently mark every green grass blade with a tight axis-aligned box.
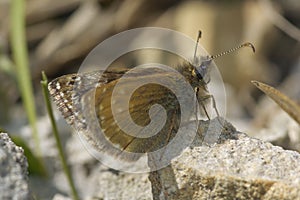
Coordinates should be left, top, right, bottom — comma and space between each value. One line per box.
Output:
41, 72, 80, 200
10, 0, 43, 158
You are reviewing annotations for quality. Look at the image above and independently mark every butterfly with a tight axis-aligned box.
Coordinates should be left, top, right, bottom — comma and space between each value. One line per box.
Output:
48, 31, 255, 167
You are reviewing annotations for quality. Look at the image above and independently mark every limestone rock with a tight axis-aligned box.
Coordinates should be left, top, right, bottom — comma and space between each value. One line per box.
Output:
0, 132, 29, 200
149, 119, 300, 200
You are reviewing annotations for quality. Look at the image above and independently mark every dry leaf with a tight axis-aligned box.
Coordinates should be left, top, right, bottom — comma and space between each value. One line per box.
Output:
251, 80, 300, 125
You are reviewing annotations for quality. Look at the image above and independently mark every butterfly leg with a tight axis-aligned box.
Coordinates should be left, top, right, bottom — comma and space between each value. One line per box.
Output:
196, 91, 221, 120
200, 100, 211, 120
195, 91, 199, 122
196, 88, 211, 120
209, 94, 220, 118
202, 94, 225, 127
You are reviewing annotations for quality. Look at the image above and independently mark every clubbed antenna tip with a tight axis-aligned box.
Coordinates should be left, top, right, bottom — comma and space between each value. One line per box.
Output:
210, 42, 256, 60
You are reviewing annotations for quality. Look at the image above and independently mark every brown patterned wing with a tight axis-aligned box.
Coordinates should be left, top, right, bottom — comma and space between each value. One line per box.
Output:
48, 67, 193, 161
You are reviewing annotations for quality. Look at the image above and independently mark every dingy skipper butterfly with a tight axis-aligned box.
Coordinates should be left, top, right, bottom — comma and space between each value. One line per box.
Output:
48, 29, 255, 171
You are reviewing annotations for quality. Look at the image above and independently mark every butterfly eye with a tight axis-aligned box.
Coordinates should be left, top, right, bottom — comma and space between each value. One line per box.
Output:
194, 59, 212, 84
195, 64, 205, 78
200, 63, 207, 70
200, 63, 207, 74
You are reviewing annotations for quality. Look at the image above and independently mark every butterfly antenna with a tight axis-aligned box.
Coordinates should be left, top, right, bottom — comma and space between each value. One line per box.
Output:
210, 42, 255, 60
193, 30, 202, 63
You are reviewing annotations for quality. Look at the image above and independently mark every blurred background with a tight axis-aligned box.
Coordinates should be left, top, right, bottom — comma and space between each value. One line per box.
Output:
0, 0, 300, 199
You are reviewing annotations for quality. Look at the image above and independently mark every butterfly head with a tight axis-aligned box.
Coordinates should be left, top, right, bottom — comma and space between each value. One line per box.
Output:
192, 55, 213, 84
191, 41, 255, 85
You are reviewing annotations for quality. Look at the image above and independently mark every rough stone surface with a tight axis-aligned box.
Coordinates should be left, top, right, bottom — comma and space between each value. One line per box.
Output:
149, 119, 300, 200
0, 132, 29, 200
56, 134, 153, 200
52, 194, 72, 200
251, 99, 300, 152
88, 168, 152, 200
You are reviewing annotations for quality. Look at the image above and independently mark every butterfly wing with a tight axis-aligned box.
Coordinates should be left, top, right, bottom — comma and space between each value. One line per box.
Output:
48, 70, 128, 127
48, 68, 192, 161
95, 70, 181, 154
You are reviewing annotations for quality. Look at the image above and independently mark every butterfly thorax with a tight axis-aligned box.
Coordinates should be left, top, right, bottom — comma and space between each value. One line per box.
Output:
175, 61, 209, 94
